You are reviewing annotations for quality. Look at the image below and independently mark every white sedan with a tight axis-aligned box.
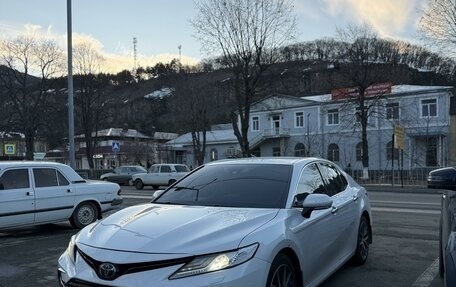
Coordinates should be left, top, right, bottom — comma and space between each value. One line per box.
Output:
58, 157, 372, 287
0, 161, 122, 230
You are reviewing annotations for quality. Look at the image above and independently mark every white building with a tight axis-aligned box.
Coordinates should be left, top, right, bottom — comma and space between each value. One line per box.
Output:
167, 85, 454, 179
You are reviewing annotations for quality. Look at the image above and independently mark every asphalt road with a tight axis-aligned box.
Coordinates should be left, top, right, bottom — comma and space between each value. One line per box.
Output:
0, 185, 445, 287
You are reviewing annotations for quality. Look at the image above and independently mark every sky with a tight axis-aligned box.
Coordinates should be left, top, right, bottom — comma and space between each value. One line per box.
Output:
0, 0, 428, 73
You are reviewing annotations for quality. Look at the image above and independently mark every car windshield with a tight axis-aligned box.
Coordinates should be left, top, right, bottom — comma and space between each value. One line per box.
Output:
154, 164, 292, 208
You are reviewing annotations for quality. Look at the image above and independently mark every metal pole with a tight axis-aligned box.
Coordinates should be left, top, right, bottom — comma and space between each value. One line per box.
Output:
67, 0, 75, 168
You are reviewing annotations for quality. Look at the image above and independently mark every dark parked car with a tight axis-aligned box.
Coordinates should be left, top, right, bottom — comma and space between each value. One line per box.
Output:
427, 167, 456, 286
100, 165, 147, 185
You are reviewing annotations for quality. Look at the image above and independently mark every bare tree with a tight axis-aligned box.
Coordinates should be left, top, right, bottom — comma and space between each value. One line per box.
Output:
192, 0, 296, 156
73, 41, 110, 168
334, 23, 391, 179
171, 73, 222, 165
0, 35, 63, 159
420, 0, 456, 57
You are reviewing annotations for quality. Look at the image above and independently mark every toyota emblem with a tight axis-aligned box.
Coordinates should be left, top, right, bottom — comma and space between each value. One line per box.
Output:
98, 262, 118, 280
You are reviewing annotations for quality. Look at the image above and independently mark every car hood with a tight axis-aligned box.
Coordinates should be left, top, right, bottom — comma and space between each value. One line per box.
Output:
77, 203, 278, 255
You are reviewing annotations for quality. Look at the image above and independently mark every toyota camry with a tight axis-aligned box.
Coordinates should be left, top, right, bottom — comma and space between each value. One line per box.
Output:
58, 157, 372, 287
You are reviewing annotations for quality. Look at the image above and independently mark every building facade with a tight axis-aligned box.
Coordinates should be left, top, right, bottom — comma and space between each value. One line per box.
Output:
167, 85, 454, 178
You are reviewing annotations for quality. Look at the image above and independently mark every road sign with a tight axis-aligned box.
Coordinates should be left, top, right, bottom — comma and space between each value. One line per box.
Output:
4, 144, 16, 155
394, 125, 405, 149
112, 142, 120, 152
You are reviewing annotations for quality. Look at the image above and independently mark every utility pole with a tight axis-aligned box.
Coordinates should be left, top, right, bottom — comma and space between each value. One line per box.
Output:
67, 0, 75, 168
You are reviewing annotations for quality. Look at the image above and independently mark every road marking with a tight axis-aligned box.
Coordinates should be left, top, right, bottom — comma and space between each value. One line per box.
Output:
372, 207, 440, 215
411, 257, 439, 287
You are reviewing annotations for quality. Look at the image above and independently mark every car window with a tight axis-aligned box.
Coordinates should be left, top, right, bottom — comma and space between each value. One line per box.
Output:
57, 170, 70, 186
175, 165, 189, 172
155, 164, 292, 208
150, 166, 160, 173
0, 169, 30, 190
161, 166, 172, 173
295, 163, 326, 197
33, 168, 59, 187
318, 163, 347, 196
33, 168, 70, 187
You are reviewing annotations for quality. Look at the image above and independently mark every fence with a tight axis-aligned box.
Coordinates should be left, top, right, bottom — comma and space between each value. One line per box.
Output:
350, 168, 433, 186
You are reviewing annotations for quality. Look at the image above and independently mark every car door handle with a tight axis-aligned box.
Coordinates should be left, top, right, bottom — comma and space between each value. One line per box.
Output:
26, 191, 34, 196
331, 206, 338, 214
353, 195, 358, 201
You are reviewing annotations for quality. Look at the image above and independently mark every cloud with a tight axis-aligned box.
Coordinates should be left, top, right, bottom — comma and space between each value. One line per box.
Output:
0, 22, 199, 74
321, 0, 421, 38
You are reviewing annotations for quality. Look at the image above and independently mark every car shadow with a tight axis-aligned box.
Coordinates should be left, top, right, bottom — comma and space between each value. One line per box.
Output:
0, 222, 75, 239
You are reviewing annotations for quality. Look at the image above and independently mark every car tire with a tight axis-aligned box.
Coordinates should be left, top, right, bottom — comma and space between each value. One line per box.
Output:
135, 179, 144, 190
352, 216, 370, 265
168, 179, 176, 186
70, 202, 98, 229
266, 254, 298, 287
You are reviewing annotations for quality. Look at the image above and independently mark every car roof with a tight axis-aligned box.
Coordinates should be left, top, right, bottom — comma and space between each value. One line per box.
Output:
206, 157, 324, 166
0, 161, 84, 182
0, 161, 67, 169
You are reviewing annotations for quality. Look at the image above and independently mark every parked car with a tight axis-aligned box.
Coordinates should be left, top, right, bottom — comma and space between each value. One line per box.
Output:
58, 157, 372, 287
427, 167, 456, 286
0, 161, 122, 230
132, 163, 190, 190
100, 165, 147, 185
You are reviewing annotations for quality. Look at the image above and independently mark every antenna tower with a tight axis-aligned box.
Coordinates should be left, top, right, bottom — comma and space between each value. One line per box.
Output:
133, 37, 138, 73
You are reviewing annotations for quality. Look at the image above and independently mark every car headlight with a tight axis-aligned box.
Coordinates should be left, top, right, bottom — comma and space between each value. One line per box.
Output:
169, 243, 258, 280
66, 235, 78, 263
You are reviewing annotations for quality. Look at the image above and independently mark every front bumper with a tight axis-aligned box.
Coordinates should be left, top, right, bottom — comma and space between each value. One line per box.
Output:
58, 249, 269, 287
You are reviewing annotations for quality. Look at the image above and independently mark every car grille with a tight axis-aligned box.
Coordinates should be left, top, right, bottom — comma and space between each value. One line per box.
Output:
78, 249, 193, 281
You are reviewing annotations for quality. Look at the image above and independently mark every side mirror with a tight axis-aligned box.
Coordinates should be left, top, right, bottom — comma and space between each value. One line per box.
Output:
294, 193, 333, 218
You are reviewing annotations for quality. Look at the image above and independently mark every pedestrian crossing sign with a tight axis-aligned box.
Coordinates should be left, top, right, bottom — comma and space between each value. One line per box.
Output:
112, 142, 120, 152
4, 144, 16, 155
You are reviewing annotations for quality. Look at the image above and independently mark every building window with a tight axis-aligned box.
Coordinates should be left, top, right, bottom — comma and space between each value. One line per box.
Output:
252, 116, 260, 131
294, 143, 306, 157
295, 112, 304, 128
386, 141, 399, 160
356, 142, 363, 162
386, 103, 399, 120
421, 99, 437, 117
327, 143, 339, 161
210, 149, 218, 161
327, 109, 339, 125
272, 147, 281, 156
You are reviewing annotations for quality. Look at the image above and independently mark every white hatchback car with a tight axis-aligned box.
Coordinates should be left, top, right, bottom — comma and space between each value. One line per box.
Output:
0, 161, 122, 230
58, 157, 372, 287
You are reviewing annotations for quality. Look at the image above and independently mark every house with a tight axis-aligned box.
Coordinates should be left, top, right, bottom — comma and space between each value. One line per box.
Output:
45, 128, 178, 169
166, 84, 454, 178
